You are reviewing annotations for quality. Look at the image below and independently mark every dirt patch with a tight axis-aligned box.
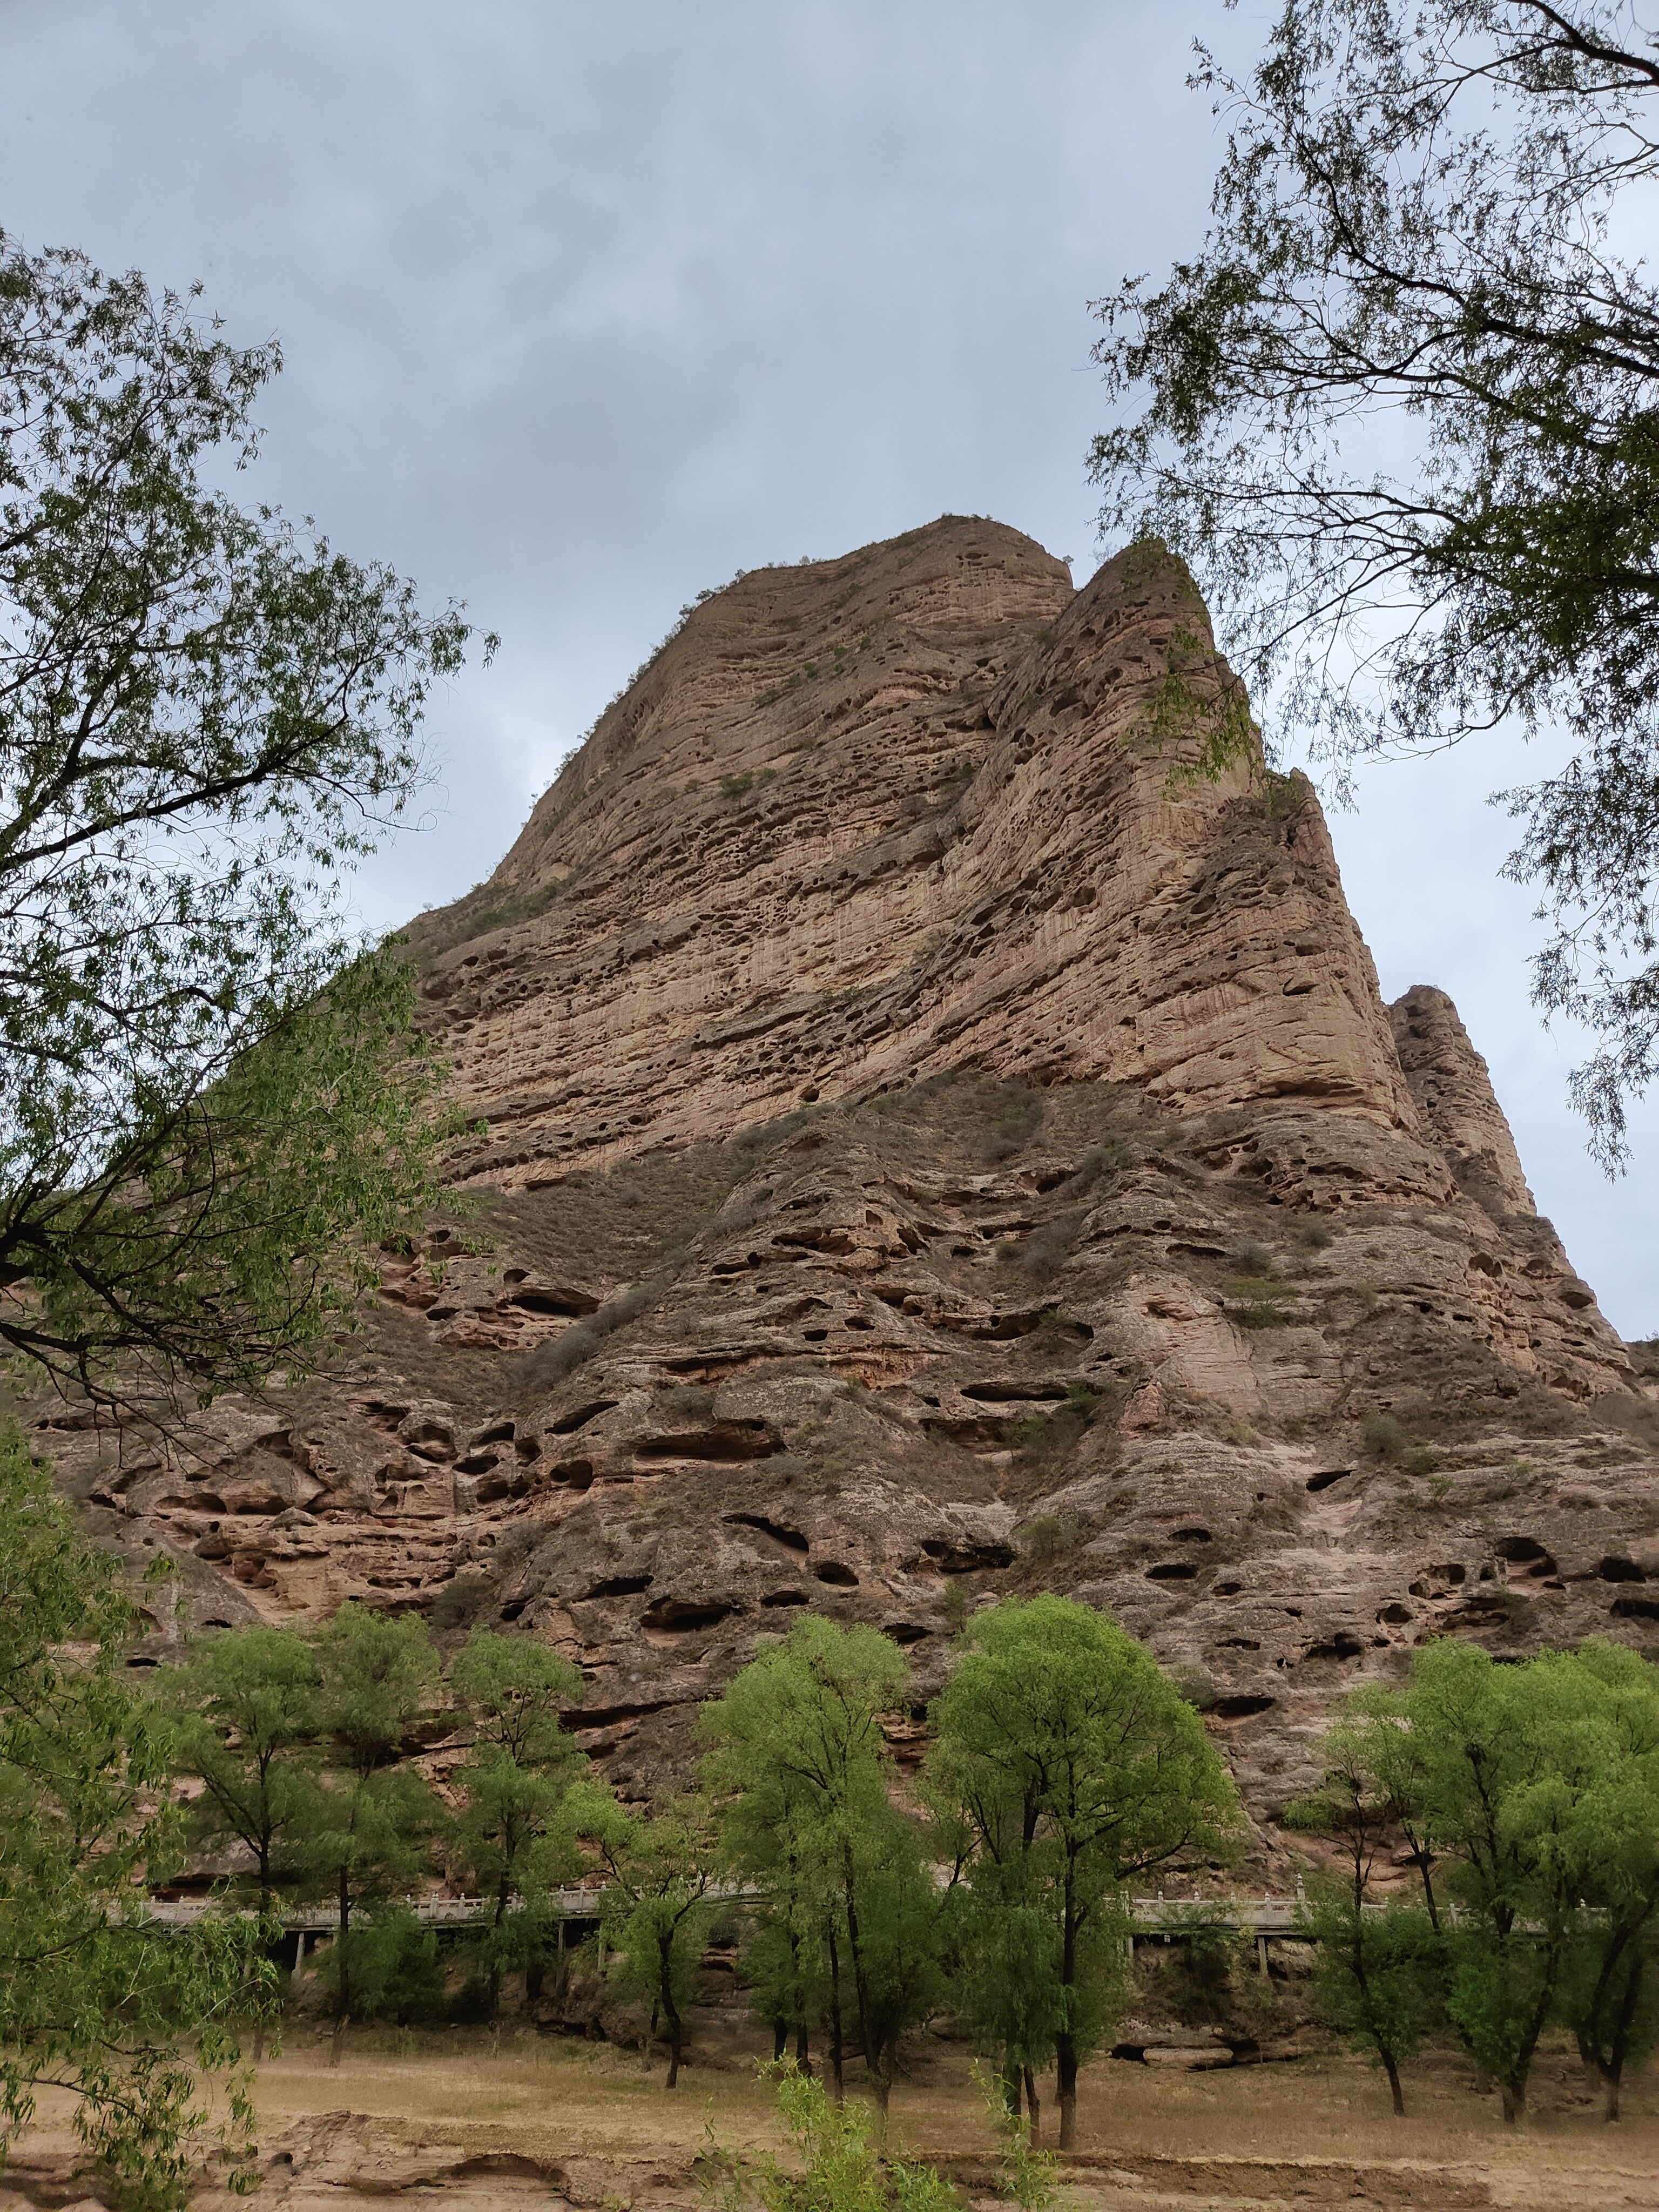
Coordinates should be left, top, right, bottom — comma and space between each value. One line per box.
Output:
9, 2028, 1654, 2212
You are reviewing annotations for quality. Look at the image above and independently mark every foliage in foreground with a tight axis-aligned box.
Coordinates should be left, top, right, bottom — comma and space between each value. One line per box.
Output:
0, 229, 490, 1410
1092, 1, 1659, 1162
0, 1429, 267, 2209
706, 2065, 961, 2212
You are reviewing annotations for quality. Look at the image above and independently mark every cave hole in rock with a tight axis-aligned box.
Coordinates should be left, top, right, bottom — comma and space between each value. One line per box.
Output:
1172, 1526, 1212, 1543
761, 1589, 809, 1608
1215, 1580, 1244, 1596
498, 1599, 530, 1622
1146, 1561, 1198, 1582
585, 1574, 653, 1600
1211, 1694, 1276, 1721
1305, 1468, 1351, 1494
404, 1424, 456, 1463
636, 1423, 781, 1463
1599, 1555, 1647, 1583
1217, 1637, 1260, 1650
457, 1451, 501, 1476
1408, 1563, 1466, 1595
360, 1400, 411, 1434
1377, 1602, 1414, 1624
814, 1561, 860, 1588
884, 1623, 930, 1645
1495, 1536, 1557, 1576
961, 1381, 1069, 1402
922, 1537, 1015, 1573
642, 1597, 734, 1634
470, 1421, 516, 1449
723, 1512, 809, 1555
549, 1460, 595, 1491
1611, 1594, 1659, 1622
510, 1288, 599, 1317
1303, 1631, 1367, 1661
550, 1400, 619, 1436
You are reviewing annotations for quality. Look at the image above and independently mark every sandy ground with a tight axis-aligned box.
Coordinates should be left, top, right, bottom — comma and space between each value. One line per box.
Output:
6, 2029, 1658, 2212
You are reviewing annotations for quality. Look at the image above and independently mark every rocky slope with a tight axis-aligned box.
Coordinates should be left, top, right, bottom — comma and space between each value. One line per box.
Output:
49, 516, 1659, 1840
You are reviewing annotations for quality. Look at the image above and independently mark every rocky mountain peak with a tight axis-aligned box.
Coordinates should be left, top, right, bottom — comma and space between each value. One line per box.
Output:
53, 517, 1659, 1843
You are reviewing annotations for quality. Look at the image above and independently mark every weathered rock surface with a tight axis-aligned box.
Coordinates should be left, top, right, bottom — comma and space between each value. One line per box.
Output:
47, 516, 1659, 1844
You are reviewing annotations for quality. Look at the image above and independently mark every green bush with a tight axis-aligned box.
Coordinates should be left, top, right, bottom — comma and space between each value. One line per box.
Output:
1228, 1239, 1274, 1277
311, 1908, 446, 2027
1363, 1413, 1407, 1461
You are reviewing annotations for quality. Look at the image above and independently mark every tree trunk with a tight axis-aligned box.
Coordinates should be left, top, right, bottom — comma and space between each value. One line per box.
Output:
795, 2021, 811, 2076
1382, 2053, 1405, 2117
1001, 2050, 1021, 2116
1604, 1948, 1644, 2121
1500, 2080, 1525, 2125
827, 1927, 845, 2105
1604, 2056, 1623, 2123
773, 2019, 787, 2061
1057, 1871, 1080, 2149
840, 1854, 880, 2119
331, 1867, 352, 2067
1056, 2033, 1078, 2150
1023, 2068, 1039, 2141
489, 1878, 509, 2021
660, 1934, 683, 2090
869, 2063, 891, 2142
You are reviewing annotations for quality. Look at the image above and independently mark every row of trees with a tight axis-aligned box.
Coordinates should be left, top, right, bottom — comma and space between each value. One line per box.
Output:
1294, 1638, 1659, 2124
158, 1592, 1240, 2143
11, 1417, 1659, 2207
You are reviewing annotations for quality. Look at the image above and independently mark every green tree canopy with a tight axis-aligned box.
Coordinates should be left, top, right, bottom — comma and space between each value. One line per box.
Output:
1553, 1638, 1659, 2120
1325, 1636, 1659, 2122
0, 1428, 266, 2208
1287, 1717, 1442, 2114
570, 1783, 718, 2089
164, 1621, 321, 1909
928, 1595, 1242, 2147
448, 1629, 584, 2015
0, 231, 490, 1405
702, 1617, 939, 2127
1092, 1, 1659, 1162
308, 1604, 440, 2054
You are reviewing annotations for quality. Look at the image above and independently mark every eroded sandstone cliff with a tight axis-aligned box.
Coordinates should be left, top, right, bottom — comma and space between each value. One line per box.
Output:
50, 517, 1659, 1844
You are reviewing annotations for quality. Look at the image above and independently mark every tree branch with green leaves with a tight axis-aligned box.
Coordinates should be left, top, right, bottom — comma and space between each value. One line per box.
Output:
1092, 1, 1659, 1164
0, 231, 493, 1408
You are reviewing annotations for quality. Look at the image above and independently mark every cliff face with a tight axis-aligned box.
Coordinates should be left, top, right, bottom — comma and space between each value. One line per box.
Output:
417, 523, 1415, 1185
51, 517, 1659, 1840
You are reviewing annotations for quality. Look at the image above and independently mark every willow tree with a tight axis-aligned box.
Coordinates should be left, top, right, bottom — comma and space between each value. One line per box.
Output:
928, 1596, 1241, 2149
0, 231, 489, 1410
1093, 2, 1659, 1163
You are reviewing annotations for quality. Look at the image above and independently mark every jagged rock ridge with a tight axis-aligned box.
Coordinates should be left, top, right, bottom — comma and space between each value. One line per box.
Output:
50, 517, 1659, 1842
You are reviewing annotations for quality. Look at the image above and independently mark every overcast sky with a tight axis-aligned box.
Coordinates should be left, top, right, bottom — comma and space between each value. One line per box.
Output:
3, 0, 1655, 1336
